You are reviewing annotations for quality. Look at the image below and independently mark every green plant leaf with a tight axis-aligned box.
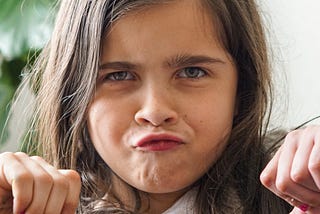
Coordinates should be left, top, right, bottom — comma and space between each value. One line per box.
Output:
0, 50, 40, 145
0, 82, 15, 144
0, 0, 55, 148
0, 0, 55, 59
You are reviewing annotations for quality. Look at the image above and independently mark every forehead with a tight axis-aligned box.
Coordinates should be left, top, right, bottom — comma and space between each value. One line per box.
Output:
101, 0, 224, 59
129, 0, 212, 32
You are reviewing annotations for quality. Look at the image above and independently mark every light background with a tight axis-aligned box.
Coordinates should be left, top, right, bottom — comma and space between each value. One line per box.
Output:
261, 0, 320, 128
2, 1, 320, 151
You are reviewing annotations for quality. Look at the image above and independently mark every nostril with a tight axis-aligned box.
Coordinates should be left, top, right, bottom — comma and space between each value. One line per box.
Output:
135, 113, 177, 127
164, 117, 174, 123
137, 118, 151, 125
134, 102, 178, 126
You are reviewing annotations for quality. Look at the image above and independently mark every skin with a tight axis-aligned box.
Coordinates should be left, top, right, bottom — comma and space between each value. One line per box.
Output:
261, 126, 320, 213
0, 152, 81, 214
87, 0, 237, 212
0, 0, 319, 213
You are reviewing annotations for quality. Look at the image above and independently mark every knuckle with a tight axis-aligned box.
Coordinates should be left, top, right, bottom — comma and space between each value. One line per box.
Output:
1, 151, 14, 156
290, 170, 307, 183
71, 170, 81, 182
30, 155, 45, 162
14, 152, 29, 157
54, 175, 69, 190
308, 161, 320, 173
275, 178, 289, 193
0, 152, 14, 160
304, 125, 317, 132
260, 172, 273, 187
65, 170, 81, 185
304, 126, 318, 139
15, 171, 33, 183
14, 152, 31, 162
37, 173, 53, 186
284, 130, 300, 144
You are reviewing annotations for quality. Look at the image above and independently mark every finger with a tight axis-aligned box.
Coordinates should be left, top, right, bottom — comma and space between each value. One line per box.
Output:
0, 152, 34, 213
260, 145, 282, 188
59, 169, 81, 214
260, 139, 319, 208
30, 156, 69, 214
276, 133, 320, 207
291, 130, 318, 191
260, 148, 301, 207
276, 131, 298, 196
14, 153, 54, 214
260, 147, 295, 202
309, 132, 320, 190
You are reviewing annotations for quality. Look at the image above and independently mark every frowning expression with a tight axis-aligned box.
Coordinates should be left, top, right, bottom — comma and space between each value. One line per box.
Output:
87, 0, 238, 194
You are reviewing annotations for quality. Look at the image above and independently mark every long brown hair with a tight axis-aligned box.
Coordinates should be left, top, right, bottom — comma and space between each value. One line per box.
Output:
18, 0, 291, 213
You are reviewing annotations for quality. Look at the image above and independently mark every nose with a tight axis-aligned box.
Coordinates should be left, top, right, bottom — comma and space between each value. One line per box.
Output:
134, 85, 178, 127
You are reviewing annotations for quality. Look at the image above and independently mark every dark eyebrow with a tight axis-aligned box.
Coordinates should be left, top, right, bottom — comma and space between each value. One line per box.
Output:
99, 54, 226, 71
99, 61, 139, 71
165, 54, 226, 68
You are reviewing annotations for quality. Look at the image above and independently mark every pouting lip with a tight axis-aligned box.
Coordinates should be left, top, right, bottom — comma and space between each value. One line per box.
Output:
134, 133, 185, 148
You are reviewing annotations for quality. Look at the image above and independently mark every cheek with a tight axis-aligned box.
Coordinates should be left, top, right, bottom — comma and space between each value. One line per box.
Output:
87, 103, 128, 172
184, 94, 235, 158
87, 100, 119, 148
184, 94, 236, 133
87, 97, 135, 163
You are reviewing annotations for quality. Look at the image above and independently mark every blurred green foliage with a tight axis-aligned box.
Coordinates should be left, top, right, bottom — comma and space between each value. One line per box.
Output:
0, 0, 56, 147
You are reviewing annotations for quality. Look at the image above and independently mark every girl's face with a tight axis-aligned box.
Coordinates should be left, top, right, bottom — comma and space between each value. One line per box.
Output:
88, 0, 237, 196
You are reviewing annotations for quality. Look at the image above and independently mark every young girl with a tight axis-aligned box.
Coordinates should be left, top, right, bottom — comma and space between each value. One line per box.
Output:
0, 0, 319, 213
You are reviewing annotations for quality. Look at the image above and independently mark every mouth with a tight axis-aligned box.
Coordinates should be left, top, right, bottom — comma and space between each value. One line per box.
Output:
134, 134, 184, 152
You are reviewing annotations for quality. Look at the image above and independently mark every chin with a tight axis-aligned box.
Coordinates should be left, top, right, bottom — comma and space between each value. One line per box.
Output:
134, 178, 194, 194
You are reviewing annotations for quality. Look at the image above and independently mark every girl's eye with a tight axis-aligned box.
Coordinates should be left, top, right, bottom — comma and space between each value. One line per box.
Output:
176, 67, 208, 79
104, 71, 135, 81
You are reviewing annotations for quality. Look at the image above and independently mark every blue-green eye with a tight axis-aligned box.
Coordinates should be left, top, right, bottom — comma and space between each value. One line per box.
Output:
104, 71, 135, 81
176, 67, 207, 79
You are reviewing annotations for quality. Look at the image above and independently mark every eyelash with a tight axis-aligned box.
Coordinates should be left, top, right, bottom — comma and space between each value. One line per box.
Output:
102, 67, 208, 82
103, 71, 135, 81
175, 67, 208, 79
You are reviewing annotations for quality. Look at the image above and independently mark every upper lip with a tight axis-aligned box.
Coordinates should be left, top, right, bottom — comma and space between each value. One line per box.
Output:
134, 133, 185, 147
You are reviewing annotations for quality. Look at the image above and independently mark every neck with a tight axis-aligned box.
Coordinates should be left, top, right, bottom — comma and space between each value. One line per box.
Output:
141, 189, 189, 214
110, 174, 190, 213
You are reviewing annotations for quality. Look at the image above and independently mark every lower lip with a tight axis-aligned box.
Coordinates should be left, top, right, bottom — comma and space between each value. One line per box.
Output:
137, 140, 182, 152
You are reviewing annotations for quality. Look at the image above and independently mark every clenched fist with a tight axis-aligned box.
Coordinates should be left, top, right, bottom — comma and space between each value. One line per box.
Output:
261, 126, 320, 213
0, 152, 81, 214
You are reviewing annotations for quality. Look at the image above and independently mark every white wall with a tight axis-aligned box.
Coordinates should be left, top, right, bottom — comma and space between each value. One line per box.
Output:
261, 0, 320, 128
